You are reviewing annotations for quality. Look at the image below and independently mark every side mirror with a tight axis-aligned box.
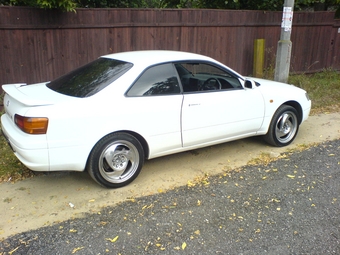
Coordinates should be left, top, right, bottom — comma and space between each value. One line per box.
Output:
244, 79, 256, 89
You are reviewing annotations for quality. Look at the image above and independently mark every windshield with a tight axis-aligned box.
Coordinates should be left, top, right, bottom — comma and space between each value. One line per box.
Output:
47, 58, 133, 97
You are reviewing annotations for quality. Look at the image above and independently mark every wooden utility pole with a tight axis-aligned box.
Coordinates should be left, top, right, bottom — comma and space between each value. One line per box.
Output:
274, 0, 295, 83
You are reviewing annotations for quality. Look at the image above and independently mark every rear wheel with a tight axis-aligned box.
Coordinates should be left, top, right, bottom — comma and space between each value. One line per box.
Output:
264, 105, 299, 147
87, 132, 144, 188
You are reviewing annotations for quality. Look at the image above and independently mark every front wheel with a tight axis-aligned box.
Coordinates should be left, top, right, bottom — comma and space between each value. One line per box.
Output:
87, 132, 144, 188
264, 105, 299, 147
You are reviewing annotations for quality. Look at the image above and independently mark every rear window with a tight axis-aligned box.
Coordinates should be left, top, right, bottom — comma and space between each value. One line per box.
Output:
47, 58, 133, 97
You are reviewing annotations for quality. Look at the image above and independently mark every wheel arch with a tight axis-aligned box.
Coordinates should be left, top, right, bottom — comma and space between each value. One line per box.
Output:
282, 101, 303, 124
121, 130, 150, 159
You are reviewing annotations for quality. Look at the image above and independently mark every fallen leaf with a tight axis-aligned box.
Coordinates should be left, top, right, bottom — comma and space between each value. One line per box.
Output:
187, 181, 195, 187
9, 247, 20, 255
182, 242, 187, 250
145, 241, 151, 251
72, 247, 84, 254
106, 236, 119, 243
287, 175, 295, 179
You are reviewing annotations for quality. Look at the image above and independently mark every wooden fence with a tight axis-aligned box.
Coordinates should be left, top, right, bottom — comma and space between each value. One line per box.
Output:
0, 7, 339, 88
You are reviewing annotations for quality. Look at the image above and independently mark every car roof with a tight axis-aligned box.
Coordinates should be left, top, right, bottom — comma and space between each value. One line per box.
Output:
101, 50, 214, 66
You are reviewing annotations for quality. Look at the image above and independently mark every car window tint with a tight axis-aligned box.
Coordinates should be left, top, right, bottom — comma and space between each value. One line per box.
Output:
47, 58, 133, 98
175, 63, 243, 92
127, 64, 180, 96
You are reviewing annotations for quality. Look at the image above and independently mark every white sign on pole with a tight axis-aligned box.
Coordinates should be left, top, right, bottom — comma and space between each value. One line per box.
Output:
281, 7, 293, 32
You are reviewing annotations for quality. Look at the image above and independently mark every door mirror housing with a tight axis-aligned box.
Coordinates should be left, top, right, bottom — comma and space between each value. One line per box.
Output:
244, 79, 256, 89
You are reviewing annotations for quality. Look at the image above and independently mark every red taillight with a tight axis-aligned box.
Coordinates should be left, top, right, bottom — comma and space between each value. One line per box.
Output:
14, 114, 48, 134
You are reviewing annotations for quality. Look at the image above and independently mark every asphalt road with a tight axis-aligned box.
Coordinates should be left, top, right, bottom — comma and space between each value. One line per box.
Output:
0, 139, 339, 255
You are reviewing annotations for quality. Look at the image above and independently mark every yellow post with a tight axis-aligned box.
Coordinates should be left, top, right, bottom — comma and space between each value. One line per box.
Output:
253, 39, 265, 78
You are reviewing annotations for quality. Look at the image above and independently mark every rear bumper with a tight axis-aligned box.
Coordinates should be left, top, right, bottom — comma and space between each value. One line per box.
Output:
1, 113, 50, 171
1, 128, 15, 152
1, 113, 89, 172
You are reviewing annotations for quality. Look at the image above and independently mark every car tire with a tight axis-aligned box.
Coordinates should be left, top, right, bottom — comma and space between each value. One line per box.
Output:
87, 132, 144, 188
264, 105, 299, 147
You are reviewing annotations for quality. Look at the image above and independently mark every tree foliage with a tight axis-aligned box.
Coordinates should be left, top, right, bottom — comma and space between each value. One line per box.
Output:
0, 0, 339, 12
1, 0, 76, 11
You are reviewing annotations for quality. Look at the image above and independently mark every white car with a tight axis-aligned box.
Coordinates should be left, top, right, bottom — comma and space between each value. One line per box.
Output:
1, 50, 311, 188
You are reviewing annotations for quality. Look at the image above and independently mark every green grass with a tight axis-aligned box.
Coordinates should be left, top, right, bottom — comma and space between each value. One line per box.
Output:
0, 136, 35, 182
288, 70, 340, 114
0, 70, 339, 182
0, 90, 37, 182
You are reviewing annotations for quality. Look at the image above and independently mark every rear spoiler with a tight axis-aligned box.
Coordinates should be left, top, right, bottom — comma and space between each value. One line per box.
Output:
2, 83, 53, 107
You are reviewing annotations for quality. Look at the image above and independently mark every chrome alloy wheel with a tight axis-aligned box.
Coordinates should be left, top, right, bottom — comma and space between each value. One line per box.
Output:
99, 140, 140, 184
275, 111, 298, 144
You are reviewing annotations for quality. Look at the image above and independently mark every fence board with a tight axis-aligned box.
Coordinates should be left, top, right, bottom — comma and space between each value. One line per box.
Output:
0, 7, 339, 90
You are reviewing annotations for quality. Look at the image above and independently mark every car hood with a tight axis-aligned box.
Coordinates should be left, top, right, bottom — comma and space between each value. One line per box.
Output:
245, 77, 307, 93
244, 77, 310, 114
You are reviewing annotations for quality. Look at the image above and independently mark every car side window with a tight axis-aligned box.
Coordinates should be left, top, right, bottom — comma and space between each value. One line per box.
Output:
175, 62, 243, 92
127, 63, 180, 96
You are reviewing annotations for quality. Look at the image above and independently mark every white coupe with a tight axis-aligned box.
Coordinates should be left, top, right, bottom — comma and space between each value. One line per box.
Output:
1, 51, 311, 188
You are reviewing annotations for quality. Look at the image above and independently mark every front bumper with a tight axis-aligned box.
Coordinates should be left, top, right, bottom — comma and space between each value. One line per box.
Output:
301, 101, 312, 124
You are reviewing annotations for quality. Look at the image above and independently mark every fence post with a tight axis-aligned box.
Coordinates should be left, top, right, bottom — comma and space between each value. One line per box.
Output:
253, 39, 265, 78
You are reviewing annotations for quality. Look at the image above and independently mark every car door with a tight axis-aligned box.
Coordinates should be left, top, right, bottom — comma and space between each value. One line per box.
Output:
126, 63, 184, 157
177, 62, 265, 147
